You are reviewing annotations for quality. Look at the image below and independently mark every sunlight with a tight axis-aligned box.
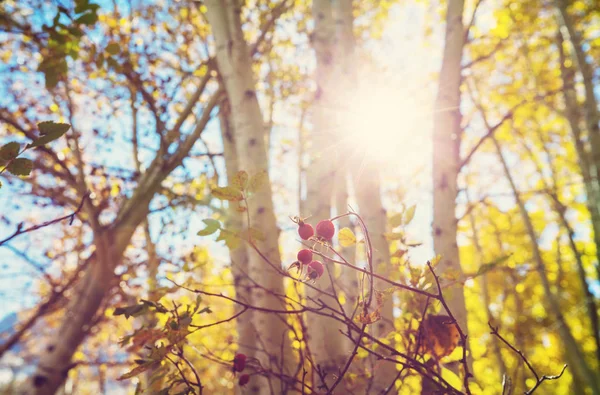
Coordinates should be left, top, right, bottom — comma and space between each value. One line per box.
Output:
338, 82, 432, 171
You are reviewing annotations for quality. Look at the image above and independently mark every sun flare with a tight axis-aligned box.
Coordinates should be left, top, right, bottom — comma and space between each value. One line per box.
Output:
335, 83, 433, 172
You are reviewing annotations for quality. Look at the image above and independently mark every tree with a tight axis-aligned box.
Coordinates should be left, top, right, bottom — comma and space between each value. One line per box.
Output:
431, 0, 470, 382
205, 1, 295, 392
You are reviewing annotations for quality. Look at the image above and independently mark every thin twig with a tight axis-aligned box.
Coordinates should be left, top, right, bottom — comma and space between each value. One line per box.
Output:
488, 322, 567, 394
0, 192, 89, 247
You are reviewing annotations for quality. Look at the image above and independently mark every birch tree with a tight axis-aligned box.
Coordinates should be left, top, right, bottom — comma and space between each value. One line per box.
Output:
205, 1, 295, 392
304, 0, 348, 385
431, 0, 470, 374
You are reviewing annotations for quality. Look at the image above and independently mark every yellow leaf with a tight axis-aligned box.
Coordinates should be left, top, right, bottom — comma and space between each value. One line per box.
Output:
403, 204, 416, 225
211, 186, 243, 201
430, 254, 442, 267
338, 227, 357, 247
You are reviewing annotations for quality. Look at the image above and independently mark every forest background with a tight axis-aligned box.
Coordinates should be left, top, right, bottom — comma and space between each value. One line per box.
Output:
1, 0, 600, 394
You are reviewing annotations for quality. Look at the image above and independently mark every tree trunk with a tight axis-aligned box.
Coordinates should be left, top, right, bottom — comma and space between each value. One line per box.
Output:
465, 184, 507, 381
19, 226, 131, 394
556, 0, 600, 211
556, 28, 600, 290
492, 136, 600, 394
218, 98, 256, 363
519, 123, 600, 363
431, 0, 471, 379
205, 2, 294, 393
304, 0, 348, 388
20, 70, 222, 395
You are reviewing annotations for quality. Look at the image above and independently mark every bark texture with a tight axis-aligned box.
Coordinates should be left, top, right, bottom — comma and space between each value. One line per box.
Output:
431, 0, 470, 377
218, 98, 256, 363
19, 75, 221, 395
205, 2, 294, 393
304, 0, 348, 386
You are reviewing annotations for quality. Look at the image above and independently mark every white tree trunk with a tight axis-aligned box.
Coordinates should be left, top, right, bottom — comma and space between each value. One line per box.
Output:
205, 2, 294, 393
431, 0, 471, 379
218, 98, 256, 363
304, 0, 348, 388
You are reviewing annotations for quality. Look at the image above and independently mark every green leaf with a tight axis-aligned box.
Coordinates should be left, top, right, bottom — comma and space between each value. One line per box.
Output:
248, 170, 268, 193
212, 186, 243, 201
0, 142, 20, 162
232, 170, 249, 190
403, 205, 416, 225
389, 213, 403, 228
38, 121, 71, 135
106, 42, 120, 55
113, 304, 148, 319
198, 306, 212, 314
29, 127, 70, 148
338, 227, 357, 247
197, 218, 221, 236
7, 158, 33, 176
76, 11, 98, 25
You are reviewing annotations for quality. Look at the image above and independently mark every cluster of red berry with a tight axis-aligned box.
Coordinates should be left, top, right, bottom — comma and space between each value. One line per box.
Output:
233, 353, 250, 386
290, 218, 336, 281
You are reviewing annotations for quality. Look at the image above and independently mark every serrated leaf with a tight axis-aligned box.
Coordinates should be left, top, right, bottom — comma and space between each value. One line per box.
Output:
212, 186, 243, 201
403, 205, 416, 225
248, 170, 268, 193
0, 142, 20, 162
106, 42, 120, 55
38, 121, 71, 135
389, 213, 403, 228
197, 218, 221, 236
232, 170, 249, 190
7, 158, 33, 176
338, 227, 357, 247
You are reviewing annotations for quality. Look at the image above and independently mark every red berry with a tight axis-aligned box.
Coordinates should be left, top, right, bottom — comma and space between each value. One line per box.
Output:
233, 353, 247, 372
239, 374, 250, 386
297, 249, 313, 264
316, 220, 335, 240
307, 260, 324, 280
298, 223, 314, 240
